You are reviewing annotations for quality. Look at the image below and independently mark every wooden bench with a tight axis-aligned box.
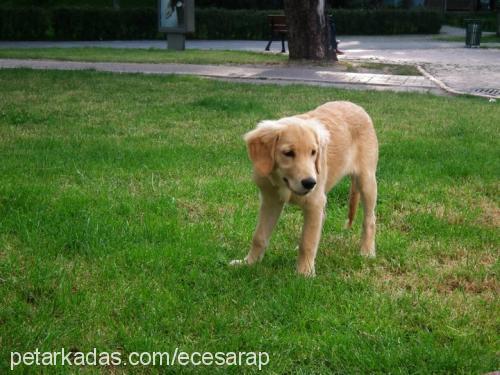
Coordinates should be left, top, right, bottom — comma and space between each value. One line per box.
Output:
265, 15, 287, 53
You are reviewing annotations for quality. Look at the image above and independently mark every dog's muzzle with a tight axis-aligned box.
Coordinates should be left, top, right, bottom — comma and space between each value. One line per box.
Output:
283, 177, 315, 196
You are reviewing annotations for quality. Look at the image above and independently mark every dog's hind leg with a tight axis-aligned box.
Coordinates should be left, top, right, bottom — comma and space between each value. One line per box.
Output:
358, 172, 377, 257
345, 175, 360, 229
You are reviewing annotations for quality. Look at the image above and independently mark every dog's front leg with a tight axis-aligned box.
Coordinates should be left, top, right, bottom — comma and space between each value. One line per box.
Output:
230, 192, 284, 266
297, 196, 326, 277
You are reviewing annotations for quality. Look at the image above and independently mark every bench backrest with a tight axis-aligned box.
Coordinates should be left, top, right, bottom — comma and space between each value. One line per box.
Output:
268, 15, 287, 32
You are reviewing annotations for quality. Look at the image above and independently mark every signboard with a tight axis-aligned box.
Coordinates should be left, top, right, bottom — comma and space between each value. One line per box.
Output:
158, 0, 195, 33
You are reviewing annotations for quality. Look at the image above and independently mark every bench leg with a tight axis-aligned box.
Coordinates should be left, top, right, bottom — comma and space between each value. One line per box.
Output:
265, 38, 273, 51
281, 33, 286, 53
265, 32, 274, 51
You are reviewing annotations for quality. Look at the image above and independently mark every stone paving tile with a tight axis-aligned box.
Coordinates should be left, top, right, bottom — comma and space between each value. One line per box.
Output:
350, 75, 373, 84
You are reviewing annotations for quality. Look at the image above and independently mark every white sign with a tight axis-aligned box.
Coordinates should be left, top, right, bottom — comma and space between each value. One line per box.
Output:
158, 0, 195, 33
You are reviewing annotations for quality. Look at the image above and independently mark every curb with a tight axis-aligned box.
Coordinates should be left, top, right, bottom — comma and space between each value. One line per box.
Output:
212, 76, 441, 94
417, 65, 499, 100
205, 74, 434, 92
0, 58, 439, 94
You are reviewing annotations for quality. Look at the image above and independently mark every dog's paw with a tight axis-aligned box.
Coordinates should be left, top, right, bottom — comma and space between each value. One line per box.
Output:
229, 259, 247, 266
296, 263, 316, 277
360, 247, 376, 258
297, 268, 316, 277
344, 219, 353, 230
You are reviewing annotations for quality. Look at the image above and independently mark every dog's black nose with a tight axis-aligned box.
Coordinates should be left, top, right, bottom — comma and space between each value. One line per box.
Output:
301, 178, 316, 190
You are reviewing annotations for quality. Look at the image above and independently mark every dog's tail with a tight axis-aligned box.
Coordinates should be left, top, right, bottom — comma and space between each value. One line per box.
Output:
346, 176, 360, 229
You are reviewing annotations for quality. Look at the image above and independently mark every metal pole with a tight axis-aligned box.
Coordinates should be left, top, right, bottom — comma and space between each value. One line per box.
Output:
168, 33, 186, 50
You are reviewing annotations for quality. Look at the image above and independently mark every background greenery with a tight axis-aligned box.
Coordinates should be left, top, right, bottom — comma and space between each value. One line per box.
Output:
0, 69, 498, 373
0, 0, 279, 8
444, 11, 498, 32
0, 7, 443, 40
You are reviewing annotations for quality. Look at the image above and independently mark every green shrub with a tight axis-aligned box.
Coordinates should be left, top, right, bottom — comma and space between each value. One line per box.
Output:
0, 7, 443, 41
444, 12, 497, 32
50, 7, 273, 41
0, 0, 279, 9
194, 8, 270, 40
0, 7, 50, 40
196, 0, 281, 9
333, 9, 442, 35
194, 8, 442, 39
52, 7, 158, 40
0, 0, 155, 7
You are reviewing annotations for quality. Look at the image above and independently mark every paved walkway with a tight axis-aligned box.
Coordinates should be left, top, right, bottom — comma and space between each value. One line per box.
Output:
1, 26, 499, 97
336, 29, 500, 98
0, 58, 438, 94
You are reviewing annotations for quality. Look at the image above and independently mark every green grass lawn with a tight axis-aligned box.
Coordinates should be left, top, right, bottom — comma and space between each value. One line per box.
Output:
0, 48, 422, 75
434, 34, 500, 43
0, 69, 498, 373
0, 48, 289, 66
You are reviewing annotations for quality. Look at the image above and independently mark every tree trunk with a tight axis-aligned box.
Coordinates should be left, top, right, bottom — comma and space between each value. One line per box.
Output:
497, 11, 500, 37
283, 0, 337, 61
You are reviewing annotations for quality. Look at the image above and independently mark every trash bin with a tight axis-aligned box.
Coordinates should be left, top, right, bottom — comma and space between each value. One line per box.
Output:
465, 19, 482, 48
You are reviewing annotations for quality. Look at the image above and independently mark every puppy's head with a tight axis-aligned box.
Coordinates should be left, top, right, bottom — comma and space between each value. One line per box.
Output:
244, 117, 329, 195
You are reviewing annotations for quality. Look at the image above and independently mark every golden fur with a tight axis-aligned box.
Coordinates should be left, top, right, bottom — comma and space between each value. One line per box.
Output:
230, 101, 378, 276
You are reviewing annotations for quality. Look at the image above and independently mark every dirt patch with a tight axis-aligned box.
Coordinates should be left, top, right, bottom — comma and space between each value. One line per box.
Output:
177, 199, 206, 222
356, 241, 498, 299
437, 275, 499, 295
477, 196, 500, 228
429, 203, 465, 225
370, 266, 498, 299
446, 184, 500, 229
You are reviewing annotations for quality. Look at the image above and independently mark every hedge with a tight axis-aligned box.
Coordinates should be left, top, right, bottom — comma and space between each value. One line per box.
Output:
195, 0, 282, 9
0, 0, 280, 9
444, 12, 497, 32
0, 7, 443, 41
52, 7, 158, 40
334, 9, 443, 35
0, 7, 50, 40
194, 9, 442, 39
194, 8, 270, 40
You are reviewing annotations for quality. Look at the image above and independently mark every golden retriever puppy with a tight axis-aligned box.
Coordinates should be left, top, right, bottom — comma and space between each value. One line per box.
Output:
230, 101, 378, 276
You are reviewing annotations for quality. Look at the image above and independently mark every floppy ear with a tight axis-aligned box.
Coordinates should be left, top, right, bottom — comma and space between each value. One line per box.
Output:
244, 121, 281, 177
315, 148, 321, 175
308, 121, 330, 175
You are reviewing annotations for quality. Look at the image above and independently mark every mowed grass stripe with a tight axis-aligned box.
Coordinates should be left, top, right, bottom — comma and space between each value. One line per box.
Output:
0, 48, 288, 66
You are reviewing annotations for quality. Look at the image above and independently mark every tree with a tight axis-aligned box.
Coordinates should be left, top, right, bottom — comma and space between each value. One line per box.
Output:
497, 9, 500, 37
283, 0, 337, 61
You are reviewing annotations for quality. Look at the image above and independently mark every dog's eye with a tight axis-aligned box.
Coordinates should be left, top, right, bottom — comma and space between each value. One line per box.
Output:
311, 150, 317, 156
283, 150, 295, 158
